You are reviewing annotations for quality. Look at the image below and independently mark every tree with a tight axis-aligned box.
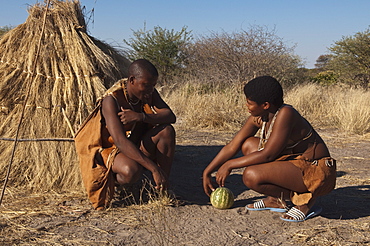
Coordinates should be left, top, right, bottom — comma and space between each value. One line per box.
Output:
0, 25, 12, 38
328, 27, 370, 88
184, 25, 303, 88
123, 25, 192, 84
314, 54, 332, 70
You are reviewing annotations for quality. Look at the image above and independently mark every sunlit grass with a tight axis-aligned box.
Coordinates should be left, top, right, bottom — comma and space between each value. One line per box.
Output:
165, 82, 370, 136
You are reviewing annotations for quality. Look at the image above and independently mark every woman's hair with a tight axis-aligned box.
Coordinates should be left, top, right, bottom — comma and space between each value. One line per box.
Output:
243, 76, 284, 107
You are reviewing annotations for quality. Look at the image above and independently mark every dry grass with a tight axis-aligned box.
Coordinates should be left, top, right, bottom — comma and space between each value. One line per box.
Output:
165, 82, 370, 136
0, 178, 180, 245
164, 81, 247, 131
132, 186, 180, 246
110, 177, 182, 245
285, 84, 370, 135
0, 0, 129, 192
0, 1, 368, 200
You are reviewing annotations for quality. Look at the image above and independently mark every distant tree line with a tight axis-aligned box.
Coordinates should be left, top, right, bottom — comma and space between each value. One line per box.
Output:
3, 21, 369, 89
0, 25, 12, 38
124, 25, 303, 88
313, 27, 370, 89
124, 24, 370, 90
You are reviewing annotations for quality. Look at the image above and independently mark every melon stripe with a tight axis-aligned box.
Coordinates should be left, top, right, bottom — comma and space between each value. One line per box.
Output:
210, 187, 234, 209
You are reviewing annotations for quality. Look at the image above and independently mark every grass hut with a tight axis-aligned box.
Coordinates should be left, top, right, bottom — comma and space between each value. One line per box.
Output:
0, 0, 130, 192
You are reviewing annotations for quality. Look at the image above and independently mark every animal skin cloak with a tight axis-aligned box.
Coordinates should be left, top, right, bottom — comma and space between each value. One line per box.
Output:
75, 79, 154, 210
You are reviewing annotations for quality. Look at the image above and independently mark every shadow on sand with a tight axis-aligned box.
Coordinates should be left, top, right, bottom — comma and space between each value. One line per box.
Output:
318, 184, 370, 220
170, 145, 247, 206
171, 145, 370, 220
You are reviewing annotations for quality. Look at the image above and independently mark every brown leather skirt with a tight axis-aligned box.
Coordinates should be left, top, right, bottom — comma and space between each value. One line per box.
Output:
276, 154, 337, 205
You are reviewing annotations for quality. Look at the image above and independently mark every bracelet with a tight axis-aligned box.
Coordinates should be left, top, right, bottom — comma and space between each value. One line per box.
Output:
142, 112, 146, 122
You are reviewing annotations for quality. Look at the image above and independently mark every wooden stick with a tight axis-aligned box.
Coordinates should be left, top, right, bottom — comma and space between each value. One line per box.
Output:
0, 138, 74, 142
0, 0, 52, 206
61, 107, 76, 137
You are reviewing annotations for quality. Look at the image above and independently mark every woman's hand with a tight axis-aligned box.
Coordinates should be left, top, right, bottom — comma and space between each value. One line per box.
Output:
215, 162, 232, 187
202, 174, 217, 196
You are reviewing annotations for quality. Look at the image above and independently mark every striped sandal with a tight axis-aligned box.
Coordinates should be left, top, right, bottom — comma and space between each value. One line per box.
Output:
280, 206, 322, 222
246, 199, 287, 213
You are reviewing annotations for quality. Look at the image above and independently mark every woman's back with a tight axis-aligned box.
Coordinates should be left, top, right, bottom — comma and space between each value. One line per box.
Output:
277, 105, 330, 160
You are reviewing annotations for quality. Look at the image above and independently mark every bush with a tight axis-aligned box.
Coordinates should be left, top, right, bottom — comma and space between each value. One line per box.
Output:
184, 25, 304, 88
124, 25, 192, 85
311, 70, 339, 86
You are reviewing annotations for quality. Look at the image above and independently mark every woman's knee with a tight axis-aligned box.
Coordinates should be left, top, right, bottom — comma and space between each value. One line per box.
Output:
241, 137, 259, 155
242, 167, 260, 189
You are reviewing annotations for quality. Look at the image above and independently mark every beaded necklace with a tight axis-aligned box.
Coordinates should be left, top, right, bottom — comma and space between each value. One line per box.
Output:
123, 81, 142, 110
257, 104, 284, 151
122, 81, 144, 138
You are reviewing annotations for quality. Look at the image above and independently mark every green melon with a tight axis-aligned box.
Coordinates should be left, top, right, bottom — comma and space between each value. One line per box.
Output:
210, 187, 234, 209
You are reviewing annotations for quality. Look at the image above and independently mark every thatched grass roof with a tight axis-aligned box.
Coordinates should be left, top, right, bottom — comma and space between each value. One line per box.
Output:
0, 0, 130, 192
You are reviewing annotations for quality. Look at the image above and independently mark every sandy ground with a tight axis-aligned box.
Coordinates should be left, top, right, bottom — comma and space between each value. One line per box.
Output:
1, 127, 369, 245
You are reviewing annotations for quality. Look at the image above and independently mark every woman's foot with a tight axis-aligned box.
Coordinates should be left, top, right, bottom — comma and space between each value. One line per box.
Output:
246, 196, 287, 212
281, 205, 310, 220
280, 204, 322, 222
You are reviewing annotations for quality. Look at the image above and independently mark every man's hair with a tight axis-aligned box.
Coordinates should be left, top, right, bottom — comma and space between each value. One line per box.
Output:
128, 59, 159, 78
243, 76, 284, 107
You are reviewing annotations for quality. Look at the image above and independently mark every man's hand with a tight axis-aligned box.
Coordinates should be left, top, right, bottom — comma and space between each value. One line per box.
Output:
152, 168, 168, 190
118, 107, 142, 125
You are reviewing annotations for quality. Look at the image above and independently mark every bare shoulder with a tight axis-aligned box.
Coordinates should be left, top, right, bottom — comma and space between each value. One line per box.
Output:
101, 95, 119, 115
278, 104, 300, 119
277, 104, 314, 138
280, 104, 296, 113
101, 94, 113, 108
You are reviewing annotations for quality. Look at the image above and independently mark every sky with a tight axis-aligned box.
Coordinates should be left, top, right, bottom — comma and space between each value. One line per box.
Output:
1, 0, 369, 68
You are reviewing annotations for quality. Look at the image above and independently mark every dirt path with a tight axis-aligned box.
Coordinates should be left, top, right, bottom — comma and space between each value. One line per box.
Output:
1, 128, 369, 245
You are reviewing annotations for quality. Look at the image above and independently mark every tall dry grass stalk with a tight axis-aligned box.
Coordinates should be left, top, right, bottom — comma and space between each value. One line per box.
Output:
0, 0, 129, 192
165, 80, 247, 131
132, 180, 180, 245
165, 82, 370, 136
285, 84, 370, 135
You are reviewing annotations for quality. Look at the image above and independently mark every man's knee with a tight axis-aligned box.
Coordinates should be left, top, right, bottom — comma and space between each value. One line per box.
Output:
157, 124, 175, 141
115, 163, 142, 185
